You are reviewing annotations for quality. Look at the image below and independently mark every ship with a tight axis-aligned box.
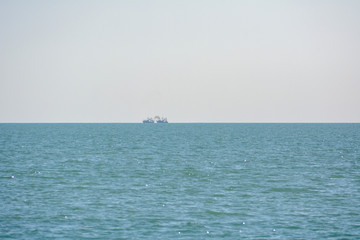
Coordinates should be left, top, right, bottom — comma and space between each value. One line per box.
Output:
142, 117, 155, 123
154, 116, 168, 123
142, 116, 168, 123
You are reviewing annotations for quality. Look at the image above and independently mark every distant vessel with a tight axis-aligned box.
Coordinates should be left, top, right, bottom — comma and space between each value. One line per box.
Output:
143, 117, 155, 123
143, 116, 168, 123
154, 116, 168, 123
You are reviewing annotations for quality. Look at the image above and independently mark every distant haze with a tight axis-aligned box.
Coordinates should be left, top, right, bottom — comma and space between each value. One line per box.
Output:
1, 0, 359, 123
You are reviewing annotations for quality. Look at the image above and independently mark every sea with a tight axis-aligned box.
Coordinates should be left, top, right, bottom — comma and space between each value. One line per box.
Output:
1, 123, 359, 239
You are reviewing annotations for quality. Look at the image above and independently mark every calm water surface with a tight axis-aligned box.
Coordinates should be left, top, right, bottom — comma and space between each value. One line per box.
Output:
1, 123, 359, 239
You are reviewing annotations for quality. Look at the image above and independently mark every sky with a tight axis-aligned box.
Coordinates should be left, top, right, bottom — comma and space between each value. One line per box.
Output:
1, 0, 359, 123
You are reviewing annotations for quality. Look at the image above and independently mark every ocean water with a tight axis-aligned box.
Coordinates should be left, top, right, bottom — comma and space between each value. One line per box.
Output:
1, 123, 359, 239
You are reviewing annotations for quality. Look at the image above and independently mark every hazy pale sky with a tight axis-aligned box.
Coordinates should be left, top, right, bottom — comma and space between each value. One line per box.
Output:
1, 0, 359, 122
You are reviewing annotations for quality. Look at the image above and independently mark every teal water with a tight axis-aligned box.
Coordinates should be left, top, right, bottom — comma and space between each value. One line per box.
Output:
1, 123, 359, 239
